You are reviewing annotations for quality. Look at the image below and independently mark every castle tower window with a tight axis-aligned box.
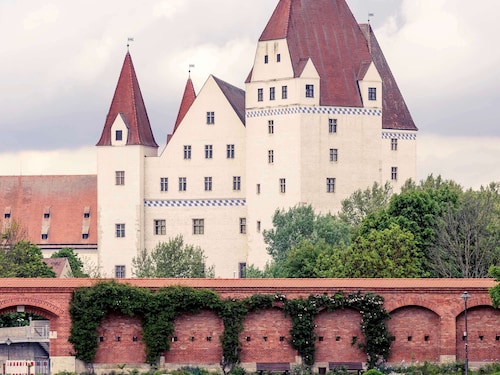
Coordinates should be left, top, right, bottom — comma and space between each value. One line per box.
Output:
282, 86, 287, 99
391, 138, 398, 151
233, 176, 241, 191
239, 218, 246, 234
268, 150, 274, 164
268, 120, 274, 134
205, 144, 213, 159
154, 219, 166, 235
115, 223, 125, 238
193, 219, 204, 235
227, 144, 235, 159
305, 84, 314, 98
368, 87, 377, 100
279, 178, 286, 193
258, 88, 263, 102
204, 177, 213, 191
264, 55, 268, 64
391, 167, 398, 181
160, 177, 168, 192
329, 148, 338, 162
277, 53, 281, 62
270, 87, 275, 101
179, 177, 187, 191
183, 145, 192, 159
329, 118, 337, 133
206, 111, 215, 124
115, 265, 125, 278
326, 178, 336, 193
115, 171, 125, 185
115, 130, 122, 141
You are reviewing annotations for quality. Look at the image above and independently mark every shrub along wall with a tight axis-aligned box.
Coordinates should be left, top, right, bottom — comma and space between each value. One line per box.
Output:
69, 282, 391, 372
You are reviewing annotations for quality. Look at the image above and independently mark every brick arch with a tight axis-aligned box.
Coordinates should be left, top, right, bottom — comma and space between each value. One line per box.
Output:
387, 305, 440, 363
314, 307, 365, 362
385, 295, 441, 317
240, 306, 295, 363
456, 305, 500, 362
0, 297, 63, 319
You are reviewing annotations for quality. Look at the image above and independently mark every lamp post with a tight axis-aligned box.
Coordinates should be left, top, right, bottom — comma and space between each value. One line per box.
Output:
461, 292, 470, 375
5, 338, 11, 360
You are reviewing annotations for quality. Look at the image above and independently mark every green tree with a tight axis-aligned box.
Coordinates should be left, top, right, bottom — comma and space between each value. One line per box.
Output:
51, 248, 89, 277
281, 239, 340, 278
263, 204, 350, 264
0, 219, 28, 250
0, 241, 55, 278
489, 266, 500, 308
132, 235, 214, 278
338, 181, 393, 228
321, 223, 424, 278
429, 184, 500, 278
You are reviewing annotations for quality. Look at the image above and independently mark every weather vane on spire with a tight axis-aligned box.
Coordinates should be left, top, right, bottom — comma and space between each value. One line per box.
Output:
127, 37, 134, 51
189, 64, 195, 77
368, 13, 374, 23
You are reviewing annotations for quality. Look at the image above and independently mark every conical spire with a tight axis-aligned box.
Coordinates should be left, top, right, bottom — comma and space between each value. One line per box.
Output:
167, 77, 196, 143
97, 52, 158, 147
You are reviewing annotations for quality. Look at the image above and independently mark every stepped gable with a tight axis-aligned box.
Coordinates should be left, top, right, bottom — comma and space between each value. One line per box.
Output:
212, 76, 246, 125
0, 175, 97, 246
359, 24, 418, 131
258, 0, 372, 108
97, 52, 158, 147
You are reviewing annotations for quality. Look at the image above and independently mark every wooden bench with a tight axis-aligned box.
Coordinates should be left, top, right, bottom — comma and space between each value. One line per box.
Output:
329, 362, 364, 375
256, 362, 291, 374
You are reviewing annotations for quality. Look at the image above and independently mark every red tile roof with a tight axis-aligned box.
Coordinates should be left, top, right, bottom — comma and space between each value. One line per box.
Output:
167, 77, 196, 143
97, 52, 158, 148
0, 175, 97, 248
254, 0, 417, 131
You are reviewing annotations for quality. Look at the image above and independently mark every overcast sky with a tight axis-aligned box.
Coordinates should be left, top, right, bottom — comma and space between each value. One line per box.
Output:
0, 0, 498, 189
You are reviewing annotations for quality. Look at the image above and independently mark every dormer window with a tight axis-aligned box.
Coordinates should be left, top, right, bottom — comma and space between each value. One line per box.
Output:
43, 207, 51, 219
4, 207, 11, 219
368, 87, 377, 100
83, 207, 90, 218
115, 130, 123, 141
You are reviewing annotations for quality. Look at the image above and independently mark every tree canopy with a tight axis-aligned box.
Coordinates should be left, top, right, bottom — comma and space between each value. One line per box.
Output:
132, 235, 214, 278
0, 241, 55, 278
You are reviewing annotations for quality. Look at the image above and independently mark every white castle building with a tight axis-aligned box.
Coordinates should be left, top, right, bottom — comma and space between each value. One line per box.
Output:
1, 0, 417, 278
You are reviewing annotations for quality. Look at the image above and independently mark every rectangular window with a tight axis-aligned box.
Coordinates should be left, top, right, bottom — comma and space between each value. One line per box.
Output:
183, 145, 191, 159
258, 88, 263, 102
179, 177, 187, 191
368, 87, 377, 101
264, 55, 269, 64
205, 144, 213, 159
391, 167, 398, 181
306, 84, 314, 98
154, 219, 166, 235
239, 218, 246, 234
115, 223, 125, 238
268, 120, 274, 134
257, 221, 261, 232
206, 111, 215, 124
227, 144, 235, 159
193, 219, 204, 235
115, 265, 125, 278
233, 176, 241, 191
256, 184, 261, 195
82, 233, 89, 239
160, 177, 168, 192
268, 150, 274, 164
277, 53, 281, 62
115, 171, 125, 185
391, 138, 398, 151
329, 118, 337, 133
41, 233, 48, 240
204, 177, 213, 191
239, 262, 247, 278
279, 178, 286, 193
326, 178, 336, 193
115, 130, 123, 141
329, 148, 338, 162
282, 85, 288, 99
269, 87, 275, 101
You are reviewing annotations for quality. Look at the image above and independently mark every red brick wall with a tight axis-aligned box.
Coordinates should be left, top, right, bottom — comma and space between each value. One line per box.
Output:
165, 310, 223, 364
456, 306, 500, 363
95, 312, 145, 364
240, 308, 295, 363
315, 308, 365, 362
387, 306, 440, 363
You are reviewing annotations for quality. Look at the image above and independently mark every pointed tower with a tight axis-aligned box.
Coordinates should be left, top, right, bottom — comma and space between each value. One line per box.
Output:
97, 51, 158, 278
245, 0, 417, 268
166, 77, 196, 144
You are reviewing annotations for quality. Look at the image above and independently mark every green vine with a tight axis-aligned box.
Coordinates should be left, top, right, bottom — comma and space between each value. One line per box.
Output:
69, 282, 390, 370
